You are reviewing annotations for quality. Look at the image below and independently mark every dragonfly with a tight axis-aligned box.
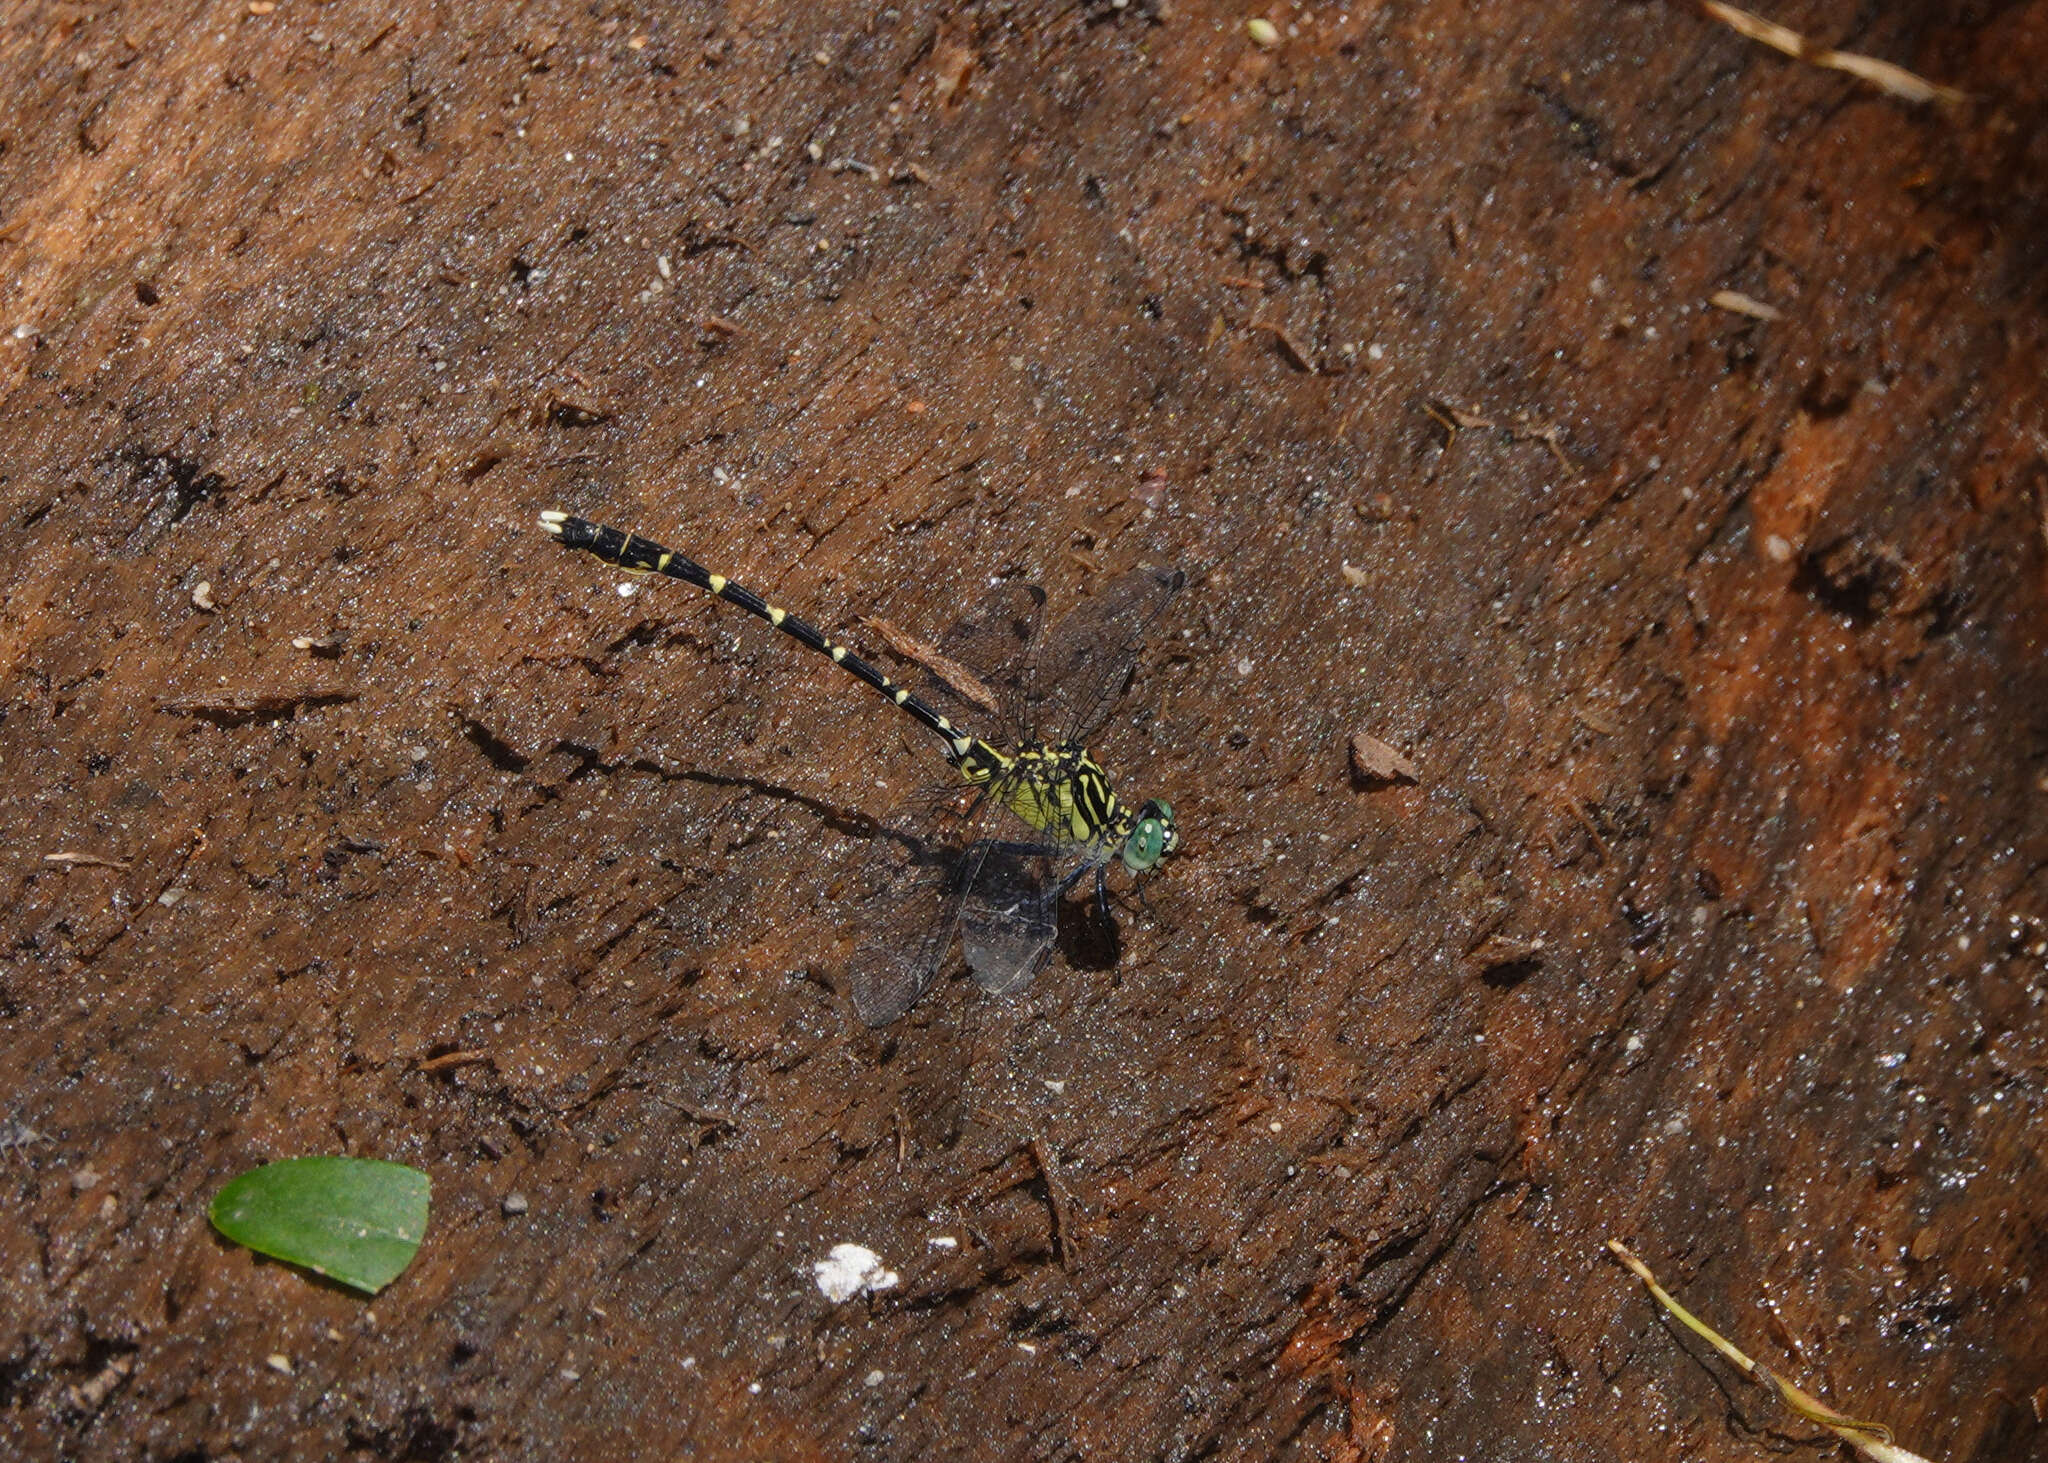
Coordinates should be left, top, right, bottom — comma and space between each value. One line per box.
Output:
539, 510, 1182, 1024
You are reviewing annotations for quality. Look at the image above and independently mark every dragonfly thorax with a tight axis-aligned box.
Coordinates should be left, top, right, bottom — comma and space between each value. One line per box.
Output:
953, 739, 1175, 877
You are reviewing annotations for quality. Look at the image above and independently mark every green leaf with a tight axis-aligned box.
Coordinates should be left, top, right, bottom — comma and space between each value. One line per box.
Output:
210, 1157, 430, 1295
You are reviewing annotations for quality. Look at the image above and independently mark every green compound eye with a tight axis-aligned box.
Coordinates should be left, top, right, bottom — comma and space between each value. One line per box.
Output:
1121, 800, 1177, 873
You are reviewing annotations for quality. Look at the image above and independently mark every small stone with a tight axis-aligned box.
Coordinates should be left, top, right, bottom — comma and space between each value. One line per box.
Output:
1349, 732, 1419, 784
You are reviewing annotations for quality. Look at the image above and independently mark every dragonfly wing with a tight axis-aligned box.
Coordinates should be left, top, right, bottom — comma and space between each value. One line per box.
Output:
933, 580, 1046, 747
956, 840, 1060, 995
1029, 566, 1184, 746
844, 794, 974, 1026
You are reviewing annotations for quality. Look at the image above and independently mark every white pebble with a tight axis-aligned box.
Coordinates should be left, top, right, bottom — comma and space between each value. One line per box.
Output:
812, 1243, 900, 1303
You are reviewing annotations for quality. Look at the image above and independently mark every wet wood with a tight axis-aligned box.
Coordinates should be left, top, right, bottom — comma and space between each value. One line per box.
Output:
1, 3, 2043, 1460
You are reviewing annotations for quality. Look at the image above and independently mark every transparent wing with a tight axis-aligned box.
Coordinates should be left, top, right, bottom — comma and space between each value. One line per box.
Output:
1027, 567, 1184, 747
844, 787, 982, 1027
932, 580, 1046, 747
857, 580, 1045, 747
956, 839, 1060, 996
844, 770, 1094, 1023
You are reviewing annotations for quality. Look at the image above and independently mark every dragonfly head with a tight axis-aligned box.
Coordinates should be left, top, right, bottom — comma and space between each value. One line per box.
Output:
1120, 799, 1178, 874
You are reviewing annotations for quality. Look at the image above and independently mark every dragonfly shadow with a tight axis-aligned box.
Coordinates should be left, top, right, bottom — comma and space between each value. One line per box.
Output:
1056, 886, 1123, 973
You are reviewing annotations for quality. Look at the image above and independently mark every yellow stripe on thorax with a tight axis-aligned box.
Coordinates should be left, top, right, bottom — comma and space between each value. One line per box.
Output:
966, 746, 1123, 845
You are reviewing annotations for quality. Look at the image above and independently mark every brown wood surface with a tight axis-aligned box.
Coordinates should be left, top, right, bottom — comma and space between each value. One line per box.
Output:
2, 2, 2044, 1459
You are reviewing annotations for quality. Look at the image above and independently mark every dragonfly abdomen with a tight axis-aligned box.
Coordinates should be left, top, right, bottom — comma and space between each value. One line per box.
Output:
540, 511, 981, 761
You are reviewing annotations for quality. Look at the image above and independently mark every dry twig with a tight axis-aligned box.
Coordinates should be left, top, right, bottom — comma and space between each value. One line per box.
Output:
1701, 2, 1965, 105
43, 851, 132, 870
1607, 1240, 1935, 1462
859, 616, 1005, 716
